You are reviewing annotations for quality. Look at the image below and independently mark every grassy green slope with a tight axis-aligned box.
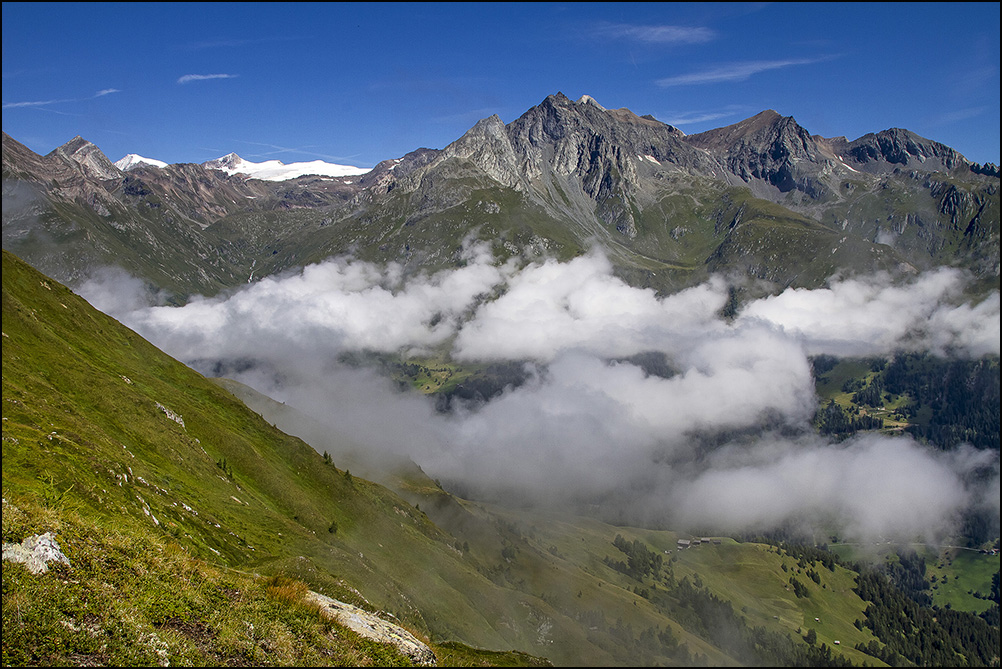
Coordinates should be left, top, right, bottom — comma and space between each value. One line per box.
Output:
4, 187, 246, 301
388, 483, 887, 666
217, 371, 886, 665
927, 548, 1000, 614
818, 172, 1001, 285
2, 497, 421, 667
670, 541, 876, 665
705, 195, 903, 289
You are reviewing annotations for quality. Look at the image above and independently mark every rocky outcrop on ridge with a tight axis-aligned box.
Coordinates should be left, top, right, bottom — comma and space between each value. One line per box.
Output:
686, 110, 853, 199
834, 127, 966, 173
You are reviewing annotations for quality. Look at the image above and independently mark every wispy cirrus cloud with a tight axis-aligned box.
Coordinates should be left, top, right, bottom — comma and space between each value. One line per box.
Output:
657, 57, 829, 87
2, 88, 121, 110
593, 21, 717, 45
661, 105, 751, 126
177, 73, 239, 85
2, 98, 70, 109
233, 139, 362, 164
929, 106, 989, 126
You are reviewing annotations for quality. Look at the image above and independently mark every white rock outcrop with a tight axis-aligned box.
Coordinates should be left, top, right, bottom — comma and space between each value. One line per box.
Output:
305, 591, 436, 666
2, 532, 71, 574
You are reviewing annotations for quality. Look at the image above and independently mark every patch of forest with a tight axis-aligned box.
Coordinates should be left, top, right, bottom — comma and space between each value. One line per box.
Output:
777, 542, 1000, 667
883, 353, 1000, 451
811, 353, 1000, 451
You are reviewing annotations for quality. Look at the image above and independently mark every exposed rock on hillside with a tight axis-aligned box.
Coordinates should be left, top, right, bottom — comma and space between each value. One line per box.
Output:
2, 530, 71, 575
686, 110, 848, 199
305, 591, 437, 666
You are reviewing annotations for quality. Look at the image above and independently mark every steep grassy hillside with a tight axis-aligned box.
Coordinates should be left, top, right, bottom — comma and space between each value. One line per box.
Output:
2, 497, 419, 666
201, 379, 896, 666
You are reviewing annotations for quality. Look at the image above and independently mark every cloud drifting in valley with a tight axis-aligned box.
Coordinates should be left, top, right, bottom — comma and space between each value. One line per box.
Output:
78, 248, 1000, 543
738, 268, 1001, 358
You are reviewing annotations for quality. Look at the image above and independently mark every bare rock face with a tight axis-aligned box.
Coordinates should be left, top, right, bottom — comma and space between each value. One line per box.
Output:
836, 128, 965, 173
685, 110, 844, 196
305, 591, 437, 666
498, 92, 716, 235
2, 531, 71, 574
46, 136, 122, 181
435, 114, 523, 191
506, 92, 702, 186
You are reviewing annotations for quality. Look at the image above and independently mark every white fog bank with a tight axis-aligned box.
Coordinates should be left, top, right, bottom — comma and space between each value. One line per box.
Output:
77, 249, 1001, 542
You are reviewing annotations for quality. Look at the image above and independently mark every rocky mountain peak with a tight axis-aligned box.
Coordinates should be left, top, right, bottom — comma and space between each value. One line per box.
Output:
576, 94, 606, 111
434, 113, 522, 189
203, 153, 243, 170
51, 135, 92, 154
508, 93, 701, 175
685, 110, 838, 194
46, 136, 121, 180
545, 91, 573, 106
836, 127, 965, 173
686, 110, 806, 151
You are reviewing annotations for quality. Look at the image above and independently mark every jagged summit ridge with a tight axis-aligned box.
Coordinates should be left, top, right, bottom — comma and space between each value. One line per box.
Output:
434, 113, 522, 190
203, 152, 244, 170
3, 91, 995, 301
835, 127, 966, 173
506, 93, 704, 180
388, 92, 713, 235
686, 109, 840, 194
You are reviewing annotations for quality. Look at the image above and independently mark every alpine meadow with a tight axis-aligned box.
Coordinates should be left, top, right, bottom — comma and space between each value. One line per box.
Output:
2, 3, 1000, 667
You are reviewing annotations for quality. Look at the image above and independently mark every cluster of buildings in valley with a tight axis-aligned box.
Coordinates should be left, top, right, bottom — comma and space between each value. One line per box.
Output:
674, 537, 722, 551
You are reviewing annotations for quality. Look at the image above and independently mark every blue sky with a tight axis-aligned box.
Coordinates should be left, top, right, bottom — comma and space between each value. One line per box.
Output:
3, 2, 999, 168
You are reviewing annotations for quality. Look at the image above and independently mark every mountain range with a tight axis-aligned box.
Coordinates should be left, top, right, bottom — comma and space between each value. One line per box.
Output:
4, 92, 998, 302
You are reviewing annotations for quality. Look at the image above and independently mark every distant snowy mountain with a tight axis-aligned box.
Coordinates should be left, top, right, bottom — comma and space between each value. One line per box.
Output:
203, 153, 370, 181
115, 154, 168, 171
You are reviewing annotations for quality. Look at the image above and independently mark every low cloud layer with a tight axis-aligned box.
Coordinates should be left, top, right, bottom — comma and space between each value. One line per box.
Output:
669, 435, 998, 542
739, 268, 1001, 358
78, 249, 1000, 543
